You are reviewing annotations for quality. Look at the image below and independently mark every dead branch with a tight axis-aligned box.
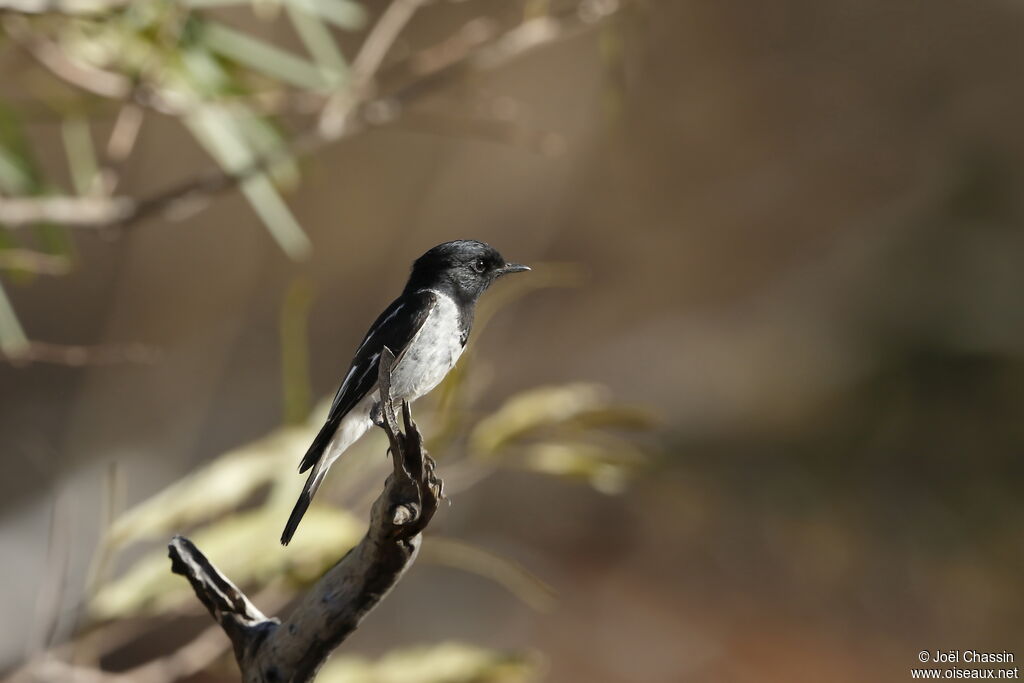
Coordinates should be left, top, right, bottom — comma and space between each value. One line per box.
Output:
168, 346, 443, 682
0, 196, 132, 227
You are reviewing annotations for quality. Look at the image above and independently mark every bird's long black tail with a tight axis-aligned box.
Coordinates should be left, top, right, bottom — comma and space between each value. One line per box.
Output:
280, 465, 326, 545
299, 417, 337, 473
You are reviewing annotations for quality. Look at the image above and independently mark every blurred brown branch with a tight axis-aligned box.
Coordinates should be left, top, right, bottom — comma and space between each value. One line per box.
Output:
168, 346, 443, 682
1, 14, 132, 97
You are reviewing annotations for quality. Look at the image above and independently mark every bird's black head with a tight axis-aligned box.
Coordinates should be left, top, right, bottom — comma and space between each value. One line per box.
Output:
405, 240, 529, 302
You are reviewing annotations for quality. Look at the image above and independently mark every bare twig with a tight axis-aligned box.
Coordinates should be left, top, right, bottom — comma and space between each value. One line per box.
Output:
168, 346, 443, 682
1, 15, 131, 98
0, 196, 132, 226
98, 103, 145, 194
320, 0, 431, 136
400, 16, 499, 79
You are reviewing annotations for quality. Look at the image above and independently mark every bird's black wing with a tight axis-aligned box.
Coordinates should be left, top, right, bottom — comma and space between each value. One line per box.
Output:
297, 289, 437, 474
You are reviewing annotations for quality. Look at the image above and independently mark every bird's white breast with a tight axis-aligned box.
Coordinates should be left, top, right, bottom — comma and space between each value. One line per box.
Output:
389, 291, 465, 402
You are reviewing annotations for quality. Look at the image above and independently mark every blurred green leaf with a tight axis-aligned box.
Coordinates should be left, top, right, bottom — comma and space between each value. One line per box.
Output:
562, 406, 657, 431
90, 505, 362, 620
0, 150, 34, 195
0, 102, 41, 194
598, 22, 627, 124
467, 383, 652, 493
288, 0, 367, 30
238, 173, 311, 259
521, 438, 642, 494
421, 537, 556, 611
286, 2, 349, 88
200, 20, 330, 91
281, 278, 315, 425
318, 642, 539, 683
61, 117, 99, 195
178, 44, 234, 97
0, 103, 73, 264
31, 221, 75, 260
234, 109, 301, 188
183, 104, 311, 259
0, 248, 71, 276
185, 0, 367, 31
105, 425, 311, 547
469, 383, 612, 456
0, 280, 29, 355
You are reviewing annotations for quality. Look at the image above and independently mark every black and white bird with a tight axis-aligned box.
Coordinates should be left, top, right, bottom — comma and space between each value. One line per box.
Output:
281, 240, 530, 545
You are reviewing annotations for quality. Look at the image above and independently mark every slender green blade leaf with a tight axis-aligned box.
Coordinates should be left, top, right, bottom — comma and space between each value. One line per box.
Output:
422, 537, 556, 611
200, 20, 329, 91
318, 642, 538, 683
286, 2, 349, 87
0, 103, 41, 194
280, 278, 314, 425
288, 0, 366, 30
184, 0, 367, 30
184, 105, 311, 259
90, 505, 362, 619
239, 173, 311, 259
0, 279, 29, 355
179, 45, 233, 96
234, 110, 300, 188
61, 117, 99, 196
0, 150, 32, 195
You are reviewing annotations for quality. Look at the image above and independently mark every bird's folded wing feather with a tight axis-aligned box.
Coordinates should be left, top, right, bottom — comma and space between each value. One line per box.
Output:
298, 289, 437, 473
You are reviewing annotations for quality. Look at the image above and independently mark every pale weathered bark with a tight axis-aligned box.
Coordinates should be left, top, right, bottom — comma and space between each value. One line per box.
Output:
168, 347, 443, 682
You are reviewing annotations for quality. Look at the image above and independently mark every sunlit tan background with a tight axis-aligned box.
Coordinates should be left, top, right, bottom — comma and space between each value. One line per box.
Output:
2, 1, 1023, 682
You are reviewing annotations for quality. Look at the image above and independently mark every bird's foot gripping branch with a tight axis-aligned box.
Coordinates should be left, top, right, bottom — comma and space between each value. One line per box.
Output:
168, 346, 442, 683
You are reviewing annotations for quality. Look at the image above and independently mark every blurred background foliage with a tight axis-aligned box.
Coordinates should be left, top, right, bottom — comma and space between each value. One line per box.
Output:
4, 0, 1024, 682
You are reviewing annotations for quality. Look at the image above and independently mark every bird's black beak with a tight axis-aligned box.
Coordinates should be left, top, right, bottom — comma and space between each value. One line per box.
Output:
496, 263, 531, 276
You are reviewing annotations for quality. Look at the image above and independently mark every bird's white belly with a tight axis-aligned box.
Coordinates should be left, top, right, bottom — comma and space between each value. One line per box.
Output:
389, 292, 465, 402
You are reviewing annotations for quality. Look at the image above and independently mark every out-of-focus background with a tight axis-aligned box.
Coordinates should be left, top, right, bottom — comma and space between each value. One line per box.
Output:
2, 1, 1023, 681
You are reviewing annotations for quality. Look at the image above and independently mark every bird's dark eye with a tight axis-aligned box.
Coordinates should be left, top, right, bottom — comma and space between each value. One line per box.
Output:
472, 258, 486, 273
